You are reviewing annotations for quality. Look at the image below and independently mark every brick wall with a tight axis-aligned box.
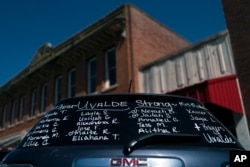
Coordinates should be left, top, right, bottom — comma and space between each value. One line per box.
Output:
125, 5, 190, 92
222, 0, 250, 126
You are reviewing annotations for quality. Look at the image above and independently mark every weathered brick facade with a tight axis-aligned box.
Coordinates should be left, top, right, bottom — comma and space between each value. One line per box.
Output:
222, 0, 250, 132
125, 6, 189, 92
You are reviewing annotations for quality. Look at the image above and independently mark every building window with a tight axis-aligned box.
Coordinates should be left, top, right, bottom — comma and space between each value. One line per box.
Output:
68, 69, 76, 98
30, 89, 37, 117
1, 105, 7, 129
10, 100, 17, 126
41, 84, 48, 113
105, 47, 116, 88
55, 75, 62, 104
19, 96, 25, 122
88, 58, 97, 93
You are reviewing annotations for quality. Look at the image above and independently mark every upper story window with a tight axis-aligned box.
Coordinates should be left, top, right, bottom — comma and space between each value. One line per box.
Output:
1, 105, 7, 129
105, 47, 116, 88
41, 84, 48, 113
10, 100, 17, 126
19, 96, 25, 122
55, 75, 62, 104
30, 89, 37, 117
68, 69, 76, 98
88, 58, 97, 94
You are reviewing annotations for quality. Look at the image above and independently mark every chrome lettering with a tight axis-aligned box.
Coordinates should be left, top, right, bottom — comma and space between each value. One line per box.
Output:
110, 158, 147, 166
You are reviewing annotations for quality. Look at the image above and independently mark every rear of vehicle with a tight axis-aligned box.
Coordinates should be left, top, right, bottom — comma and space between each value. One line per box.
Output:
1, 94, 244, 167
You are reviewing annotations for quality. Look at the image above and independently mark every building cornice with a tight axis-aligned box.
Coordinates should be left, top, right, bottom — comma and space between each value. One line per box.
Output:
0, 5, 126, 94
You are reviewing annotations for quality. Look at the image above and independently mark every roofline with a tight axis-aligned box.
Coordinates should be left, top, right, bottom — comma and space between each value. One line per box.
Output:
127, 3, 190, 44
52, 4, 126, 55
140, 30, 229, 70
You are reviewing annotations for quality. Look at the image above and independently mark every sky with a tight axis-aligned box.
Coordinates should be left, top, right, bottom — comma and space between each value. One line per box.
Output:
0, 0, 226, 87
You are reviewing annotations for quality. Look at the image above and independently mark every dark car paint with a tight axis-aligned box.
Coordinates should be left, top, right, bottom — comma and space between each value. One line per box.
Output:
3, 145, 242, 167
0, 151, 10, 161
0, 94, 245, 167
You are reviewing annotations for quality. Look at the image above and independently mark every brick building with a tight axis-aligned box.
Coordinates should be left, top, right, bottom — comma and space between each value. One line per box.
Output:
222, 0, 250, 141
0, 4, 189, 148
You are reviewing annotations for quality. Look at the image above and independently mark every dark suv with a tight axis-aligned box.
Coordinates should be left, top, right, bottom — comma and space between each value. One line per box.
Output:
0, 94, 244, 167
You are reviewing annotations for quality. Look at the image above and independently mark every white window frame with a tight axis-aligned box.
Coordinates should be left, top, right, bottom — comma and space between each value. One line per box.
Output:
88, 58, 97, 94
105, 47, 116, 88
55, 75, 62, 104
19, 96, 24, 122
30, 89, 37, 117
68, 68, 76, 98
41, 84, 48, 113
1, 105, 7, 129
10, 100, 17, 126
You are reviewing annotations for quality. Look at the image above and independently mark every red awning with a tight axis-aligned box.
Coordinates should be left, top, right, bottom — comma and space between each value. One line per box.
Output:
168, 75, 243, 114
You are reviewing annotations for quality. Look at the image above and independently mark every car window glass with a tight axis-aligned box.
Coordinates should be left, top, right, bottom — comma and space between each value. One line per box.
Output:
19, 95, 239, 148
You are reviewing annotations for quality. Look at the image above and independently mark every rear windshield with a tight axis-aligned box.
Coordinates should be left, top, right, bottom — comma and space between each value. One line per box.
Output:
19, 94, 240, 148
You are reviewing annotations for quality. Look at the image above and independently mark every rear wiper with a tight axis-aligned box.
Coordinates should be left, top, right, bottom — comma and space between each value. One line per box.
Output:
123, 133, 201, 155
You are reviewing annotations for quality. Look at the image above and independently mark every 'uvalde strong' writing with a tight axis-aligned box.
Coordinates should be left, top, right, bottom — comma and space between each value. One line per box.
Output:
21, 97, 237, 148
77, 101, 128, 111
135, 100, 173, 111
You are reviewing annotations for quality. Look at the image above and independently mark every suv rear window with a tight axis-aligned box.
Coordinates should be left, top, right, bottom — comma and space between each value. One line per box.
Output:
19, 94, 239, 148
